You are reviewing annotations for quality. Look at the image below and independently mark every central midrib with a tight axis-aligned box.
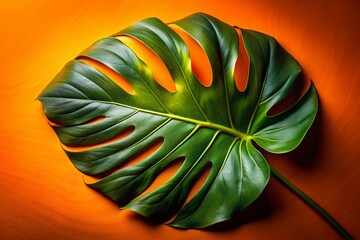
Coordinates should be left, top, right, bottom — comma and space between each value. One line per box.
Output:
107, 99, 249, 139
165, 113, 248, 139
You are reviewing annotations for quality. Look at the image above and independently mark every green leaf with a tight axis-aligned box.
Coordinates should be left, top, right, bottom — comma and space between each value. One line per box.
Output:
38, 13, 318, 229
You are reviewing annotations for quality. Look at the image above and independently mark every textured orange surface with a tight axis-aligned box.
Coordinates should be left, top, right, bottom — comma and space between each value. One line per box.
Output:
1, 0, 359, 239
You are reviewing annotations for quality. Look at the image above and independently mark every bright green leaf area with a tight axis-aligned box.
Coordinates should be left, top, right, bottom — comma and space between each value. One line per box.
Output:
38, 13, 317, 229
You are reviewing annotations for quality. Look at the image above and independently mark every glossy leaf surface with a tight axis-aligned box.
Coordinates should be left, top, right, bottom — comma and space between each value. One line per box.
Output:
38, 13, 318, 228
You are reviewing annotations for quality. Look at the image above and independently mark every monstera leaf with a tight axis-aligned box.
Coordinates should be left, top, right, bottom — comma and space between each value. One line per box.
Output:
38, 13, 317, 228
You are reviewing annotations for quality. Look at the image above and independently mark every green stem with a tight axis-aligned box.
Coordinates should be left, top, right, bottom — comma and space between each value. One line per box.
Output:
270, 166, 353, 240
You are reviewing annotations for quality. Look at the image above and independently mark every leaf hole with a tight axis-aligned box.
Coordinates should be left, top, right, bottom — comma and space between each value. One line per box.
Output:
166, 161, 212, 223
84, 116, 106, 125
136, 157, 185, 199
267, 74, 309, 116
121, 138, 164, 169
184, 161, 211, 205
77, 56, 135, 95
84, 137, 164, 181
114, 35, 177, 93
234, 27, 250, 92
62, 125, 135, 153
168, 24, 213, 87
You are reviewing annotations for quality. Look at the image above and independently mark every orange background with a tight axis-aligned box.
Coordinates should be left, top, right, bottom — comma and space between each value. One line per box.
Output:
1, 0, 359, 239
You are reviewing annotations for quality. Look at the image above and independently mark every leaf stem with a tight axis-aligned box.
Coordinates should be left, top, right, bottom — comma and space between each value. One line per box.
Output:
270, 166, 353, 240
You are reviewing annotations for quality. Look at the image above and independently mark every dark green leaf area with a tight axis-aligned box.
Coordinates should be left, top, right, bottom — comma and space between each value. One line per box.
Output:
38, 13, 317, 228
